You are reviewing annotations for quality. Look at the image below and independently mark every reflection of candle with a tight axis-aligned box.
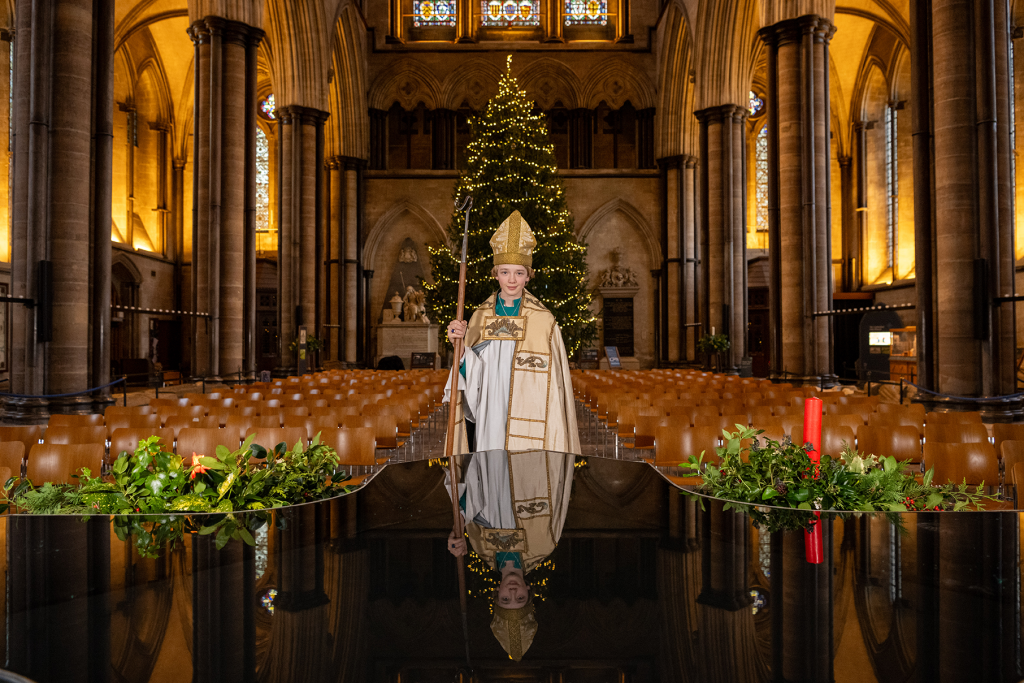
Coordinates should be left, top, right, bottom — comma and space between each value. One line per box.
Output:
711, 327, 715, 335
802, 397, 824, 565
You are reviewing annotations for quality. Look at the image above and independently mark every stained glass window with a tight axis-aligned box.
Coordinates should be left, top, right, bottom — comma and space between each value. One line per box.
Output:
750, 587, 767, 615
481, 0, 540, 27
755, 125, 768, 232
885, 105, 898, 270
413, 0, 457, 26
749, 90, 764, 116
256, 127, 270, 234
565, 0, 607, 25
259, 94, 276, 120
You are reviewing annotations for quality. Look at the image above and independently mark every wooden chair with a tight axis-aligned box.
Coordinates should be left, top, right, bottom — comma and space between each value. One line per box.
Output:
653, 426, 721, 466
923, 441, 998, 487
991, 424, 1024, 458
868, 411, 924, 437
856, 425, 922, 463
694, 414, 750, 434
27, 443, 105, 485
823, 414, 866, 432
318, 427, 389, 484
789, 425, 856, 458
109, 428, 176, 465
176, 428, 237, 458
624, 414, 671, 451
0, 426, 44, 459
49, 414, 104, 428
104, 405, 152, 421
254, 414, 284, 429
751, 418, 787, 444
163, 416, 220, 439
666, 405, 698, 427
105, 412, 160, 436
282, 416, 318, 442
0, 442, 26, 479
43, 426, 107, 446
224, 416, 257, 442
280, 406, 310, 418
1000, 441, 1024, 483
149, 397, 190, 410
249, 427, 307, 453
924, 423, 990, 445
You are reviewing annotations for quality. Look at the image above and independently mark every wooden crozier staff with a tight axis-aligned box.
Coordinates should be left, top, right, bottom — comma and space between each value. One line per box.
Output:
445, 194, 473, 668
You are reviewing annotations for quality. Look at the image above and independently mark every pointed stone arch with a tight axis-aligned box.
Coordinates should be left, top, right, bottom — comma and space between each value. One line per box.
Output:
368, 57, 442, 111
656, 2, 696, 158
515, 58, 583, 110
328, 3, 368, 159
581, 58, 656, 110
576, 198, 662, 269
439, 59, 503, 111
364, 200, 449, 270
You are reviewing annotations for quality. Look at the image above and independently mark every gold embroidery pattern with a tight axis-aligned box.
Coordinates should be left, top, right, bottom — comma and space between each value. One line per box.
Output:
516, 501, 549, 516
484, 317, 524, 338
484, 529, 524, 551
515, 355, 548, 369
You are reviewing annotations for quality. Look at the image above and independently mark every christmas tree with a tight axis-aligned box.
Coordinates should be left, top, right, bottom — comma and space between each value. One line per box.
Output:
425, 57, 596, 356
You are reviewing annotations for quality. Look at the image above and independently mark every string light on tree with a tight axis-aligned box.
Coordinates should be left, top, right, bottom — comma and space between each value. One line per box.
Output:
425, 56, 597, 356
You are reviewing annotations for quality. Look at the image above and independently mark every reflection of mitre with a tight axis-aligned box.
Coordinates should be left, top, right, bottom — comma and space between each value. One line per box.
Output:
490, 598, 538, 661
490, 211, 537, 268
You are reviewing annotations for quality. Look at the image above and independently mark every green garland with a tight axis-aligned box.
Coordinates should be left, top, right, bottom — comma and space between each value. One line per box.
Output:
3, 434, 354, 557
681, 426, 998, 533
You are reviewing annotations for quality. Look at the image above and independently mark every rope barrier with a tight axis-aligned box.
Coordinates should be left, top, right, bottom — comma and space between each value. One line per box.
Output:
907, 382, 1024, 403
0, 377, 127, 400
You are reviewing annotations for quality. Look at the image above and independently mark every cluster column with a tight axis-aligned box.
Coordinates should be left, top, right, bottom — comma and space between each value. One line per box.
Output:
276, 106, 328, 373
696, 105, 747, 371
9, 0, 114, 415
911, 0, 1015, 398
759, 16, 835, 384
189, 17, 263, 381
659, 154, 699, 364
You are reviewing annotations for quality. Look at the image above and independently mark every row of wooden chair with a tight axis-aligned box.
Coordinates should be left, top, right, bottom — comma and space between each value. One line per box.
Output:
3, 426, 385, 487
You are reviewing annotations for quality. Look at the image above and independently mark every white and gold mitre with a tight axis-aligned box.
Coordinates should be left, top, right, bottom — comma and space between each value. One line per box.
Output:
490, 210, 537, 268
490, 600, 538, 661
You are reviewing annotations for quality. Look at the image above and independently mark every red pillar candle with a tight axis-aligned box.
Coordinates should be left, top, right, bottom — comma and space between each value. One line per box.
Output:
802, 397, 824, 565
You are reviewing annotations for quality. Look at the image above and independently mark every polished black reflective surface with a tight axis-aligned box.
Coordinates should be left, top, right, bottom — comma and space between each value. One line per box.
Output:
3, 452, 1023, 683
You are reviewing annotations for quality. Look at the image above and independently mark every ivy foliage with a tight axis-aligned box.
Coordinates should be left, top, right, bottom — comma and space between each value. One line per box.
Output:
681, 426, 998, 533
4, 433, 354, 558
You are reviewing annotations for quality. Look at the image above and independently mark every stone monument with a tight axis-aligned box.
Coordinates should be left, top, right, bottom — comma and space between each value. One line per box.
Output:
376, 238, 439, 369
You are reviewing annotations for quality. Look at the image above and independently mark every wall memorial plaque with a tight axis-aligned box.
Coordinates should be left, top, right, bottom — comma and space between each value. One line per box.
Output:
603, 297, 634, 357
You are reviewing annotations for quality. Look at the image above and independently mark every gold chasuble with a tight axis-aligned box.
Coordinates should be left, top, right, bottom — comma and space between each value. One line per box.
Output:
450, 290, 581, 454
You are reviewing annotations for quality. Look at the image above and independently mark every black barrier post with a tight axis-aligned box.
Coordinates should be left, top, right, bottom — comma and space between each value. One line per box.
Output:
202, 377, 206, 393
122, 377, 127, 407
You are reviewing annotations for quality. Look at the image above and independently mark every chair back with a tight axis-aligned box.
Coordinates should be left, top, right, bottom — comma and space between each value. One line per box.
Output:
653, 426, 720, 466
0, 442, 25, 479
319, 427, 377, 466
250, 427, 307, 453
923, 423, 990, 444
923, 441, 998, 486
926, 411, 983, 425
105, 413, 160, 436
109, 428, 176, 464
43, 426, 107, 446
49, 414, 104, 428
857, 425, 922, 463
27, 443, 105, 485
992, 423, 1024, 457
0, 426, 44, 460
176, 428, 238, 457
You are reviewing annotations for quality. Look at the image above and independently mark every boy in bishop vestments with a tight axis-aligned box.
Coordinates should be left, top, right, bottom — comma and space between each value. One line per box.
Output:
443, 210, 581, 454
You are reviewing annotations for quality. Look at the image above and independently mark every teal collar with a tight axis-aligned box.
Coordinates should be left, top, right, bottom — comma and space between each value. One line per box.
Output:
495, 296, 521, 317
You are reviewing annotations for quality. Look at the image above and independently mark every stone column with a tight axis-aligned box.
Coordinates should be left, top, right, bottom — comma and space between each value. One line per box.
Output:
276, 106, 329, 374
8, 0, 117, 416
683, 156, 698, 361
342, 157, 364, 365
759, 16, 835, 384
922, 0, 1015, 397
661, 156, 682, 363
837, 155, 854, 291
189, 17, 263, 380
696, 105, 747, 370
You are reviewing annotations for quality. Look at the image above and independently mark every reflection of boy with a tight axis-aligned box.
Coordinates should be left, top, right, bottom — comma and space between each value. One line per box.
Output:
445, 449, 574, 661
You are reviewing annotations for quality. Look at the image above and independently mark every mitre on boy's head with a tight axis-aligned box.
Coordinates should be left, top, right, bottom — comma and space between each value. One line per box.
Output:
490, 599, 538, 661
490, 210, 537, 268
